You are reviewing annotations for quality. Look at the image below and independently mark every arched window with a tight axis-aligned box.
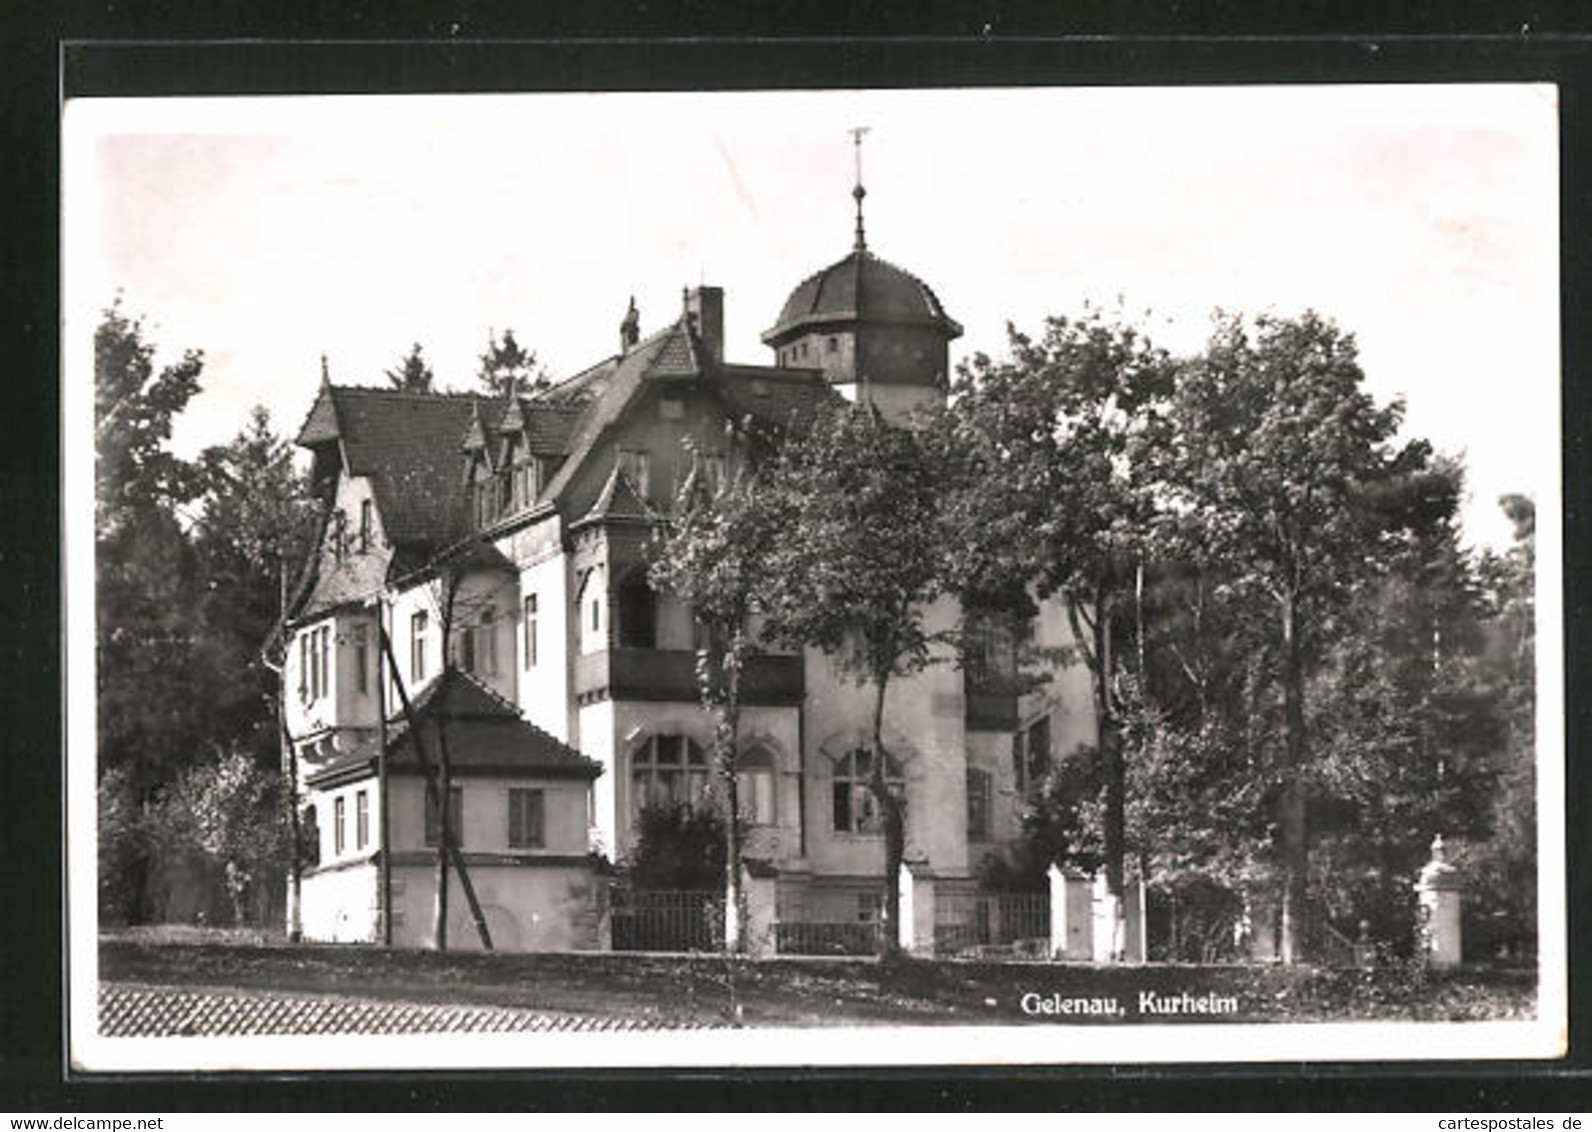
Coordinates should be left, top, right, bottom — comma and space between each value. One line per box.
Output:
617, 571, 658, 649
831, 748, 904, 835
735, 745, 778, 826
630, 734, 711, 819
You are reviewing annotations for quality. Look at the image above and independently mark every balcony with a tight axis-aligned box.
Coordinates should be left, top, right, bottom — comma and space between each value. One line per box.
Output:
965, 685, 1019, 732
574, 648, 804, 706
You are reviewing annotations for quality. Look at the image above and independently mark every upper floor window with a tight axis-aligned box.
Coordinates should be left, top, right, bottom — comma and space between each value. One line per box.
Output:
410, 611, 428, 682
831, 748, 904, 835
299, 625, 331, 702
964, 611, 1017, 687
631, 735, 710, 819
334, 795, 347, 855
966, 766, 992, 841
353, 625, 370, 694
616, 573, 657, 649
331, 509, 348, 561
423, 784, 464, 848
507, 787, 545, 849
459, 607, 499, 677
355, 788, 370, 850
616, 448, 650, 499
523, 594, 538, 668
1012, 713, 1052, 797
359, 499, 373, 553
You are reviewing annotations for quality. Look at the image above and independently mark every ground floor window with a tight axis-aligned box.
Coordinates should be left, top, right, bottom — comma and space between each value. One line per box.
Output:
423, 784, 465, 848
735, 745, 778, 826
507, 787, 545, 848
631, 734, 710, 818
1012, 712, 1052, 796
356, 788, 370, 849
831, 748, 904, 835
334, 795, 346, 855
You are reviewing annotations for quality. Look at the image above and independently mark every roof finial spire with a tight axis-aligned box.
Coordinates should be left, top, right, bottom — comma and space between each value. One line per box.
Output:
320, 352, 330, 388
849, 125, 871, 252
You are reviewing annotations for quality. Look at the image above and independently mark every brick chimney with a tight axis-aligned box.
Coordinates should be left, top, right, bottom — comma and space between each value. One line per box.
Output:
683, 286, 724, 366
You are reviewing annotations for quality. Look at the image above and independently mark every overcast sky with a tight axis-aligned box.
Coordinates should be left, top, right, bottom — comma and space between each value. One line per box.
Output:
64, 85, 1559, 549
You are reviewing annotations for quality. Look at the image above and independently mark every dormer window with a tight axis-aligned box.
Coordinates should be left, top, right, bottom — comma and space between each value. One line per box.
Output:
331, 510, 348, 561
617, 449, 650, 499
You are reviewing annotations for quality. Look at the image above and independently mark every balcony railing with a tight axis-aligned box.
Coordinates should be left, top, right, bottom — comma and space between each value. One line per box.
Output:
574, 648, 803, 706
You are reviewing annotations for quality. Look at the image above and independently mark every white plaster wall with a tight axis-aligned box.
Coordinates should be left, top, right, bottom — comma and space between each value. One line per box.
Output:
306, 777, 382, 865
388, 861, 603, 951
800, 592, 970, 880
515, 546, 571, 742
1022, 591, 1097, 757
300, 861, 379, 944
577, 700, 617, 862
386, 774, 591, 855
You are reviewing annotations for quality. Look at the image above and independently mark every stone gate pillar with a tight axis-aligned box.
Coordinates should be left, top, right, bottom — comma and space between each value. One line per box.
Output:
1048, 864, 1091, 959
1091, 871, 1122, 962
732, 860, 778, 958
898, 861, 936, 955
1415, 835, 1463, 969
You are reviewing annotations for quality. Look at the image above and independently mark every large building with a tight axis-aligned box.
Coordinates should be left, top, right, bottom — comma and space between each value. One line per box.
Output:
282, 197, 1096, 949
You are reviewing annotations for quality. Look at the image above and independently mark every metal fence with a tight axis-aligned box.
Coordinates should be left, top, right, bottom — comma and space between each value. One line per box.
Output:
609, 888, 725, 952
774, 918, 883, 956
934, 890, 1050, 958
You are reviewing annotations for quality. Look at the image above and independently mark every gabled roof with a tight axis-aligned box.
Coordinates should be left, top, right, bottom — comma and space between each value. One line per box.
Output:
293, 385, 585, 556
305, 668, 601, 787
573, 463, 655, 530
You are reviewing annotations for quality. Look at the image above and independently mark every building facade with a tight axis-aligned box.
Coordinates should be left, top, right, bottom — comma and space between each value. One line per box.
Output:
282, 220, 1096, 948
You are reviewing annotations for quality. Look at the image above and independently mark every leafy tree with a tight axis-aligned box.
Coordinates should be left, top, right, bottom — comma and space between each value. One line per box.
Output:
190, 407, 319, 768
757, 402, 947, 955
476, 328, 548, 398
1154, 310, 1437, 963
624, 803, 730, 891
648, 449, 778, 951
95, 296, 203, 538
98, 765, 148, 925
95, 302, 207, 812
947, 306, 1172, 954
386, 343, 435, 392
147, 749, 291, 926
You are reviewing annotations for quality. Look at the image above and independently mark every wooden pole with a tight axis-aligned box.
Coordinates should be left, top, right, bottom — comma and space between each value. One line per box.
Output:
375, 601, 392, 947
376, 623, 493, 950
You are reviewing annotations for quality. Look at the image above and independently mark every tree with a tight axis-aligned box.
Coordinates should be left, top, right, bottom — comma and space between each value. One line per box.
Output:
147, 749, 292, 926
648, 447, 777, 950
757, 401, 947, 955
947, 306, 1173, 955
1155, 310, 1430, 963
95, 301, 207, 830
386, 343, 435, 392
190, 407, 319, 768
476, 328, 549, 398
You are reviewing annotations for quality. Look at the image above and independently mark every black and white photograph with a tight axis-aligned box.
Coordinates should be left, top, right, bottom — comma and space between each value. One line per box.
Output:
63, 82, 1564, 1070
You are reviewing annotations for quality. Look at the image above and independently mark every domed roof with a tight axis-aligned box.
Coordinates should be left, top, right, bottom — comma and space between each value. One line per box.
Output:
762, 248, 963, 346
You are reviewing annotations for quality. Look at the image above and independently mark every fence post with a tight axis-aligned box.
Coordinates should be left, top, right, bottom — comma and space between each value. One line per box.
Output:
1415, 835, 1463, 969
736, 862, 778, 958
1091, 871, 1122, 962
898, 861, 936, 955
1123, 867, 1147, 963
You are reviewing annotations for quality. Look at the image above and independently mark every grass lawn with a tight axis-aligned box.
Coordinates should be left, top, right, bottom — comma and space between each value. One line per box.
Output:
98, 930, 1536, 1029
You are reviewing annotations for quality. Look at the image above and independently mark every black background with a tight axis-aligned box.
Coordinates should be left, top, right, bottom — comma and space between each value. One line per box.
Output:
5, 12, 1591, 1112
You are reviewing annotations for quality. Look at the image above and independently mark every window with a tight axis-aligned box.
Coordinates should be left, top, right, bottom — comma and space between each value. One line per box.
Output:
298, 633, 309, 700
694, 450, 727, 496
831, 748, 904, 835
616, 449, 650, 498
590, 594, 602, 634
353, 625, 369, 694
356, 789, 370, 850
332, 510, 348, 561
735, 746, 777, 826
1012, 713, 1052, 796
411, 611, 428, 682
966, 767, 992, 841
630, 735, 711, 818
306, 625, 331, 700
334, 796, 346, 855
423, 785, 464, 848
512, 456, 534, 510
300, 805, 320, 868
523, 594, 538, 668
508, 787, 545, 848
827, 335, 838, 353
659, 397, 685, 421
617, 574, 657, 648
460, 607, 498, 676
359, 499, 373, 552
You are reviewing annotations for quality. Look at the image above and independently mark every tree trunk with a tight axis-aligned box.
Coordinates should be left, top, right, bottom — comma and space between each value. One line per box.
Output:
434, 748, 450, 952
868, 679, 905, 958
722, 654, 745, 954
1278, 591, 1308, 966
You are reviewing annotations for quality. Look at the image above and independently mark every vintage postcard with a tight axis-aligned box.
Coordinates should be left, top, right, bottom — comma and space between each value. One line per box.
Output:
63, 82, 1565, 1071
